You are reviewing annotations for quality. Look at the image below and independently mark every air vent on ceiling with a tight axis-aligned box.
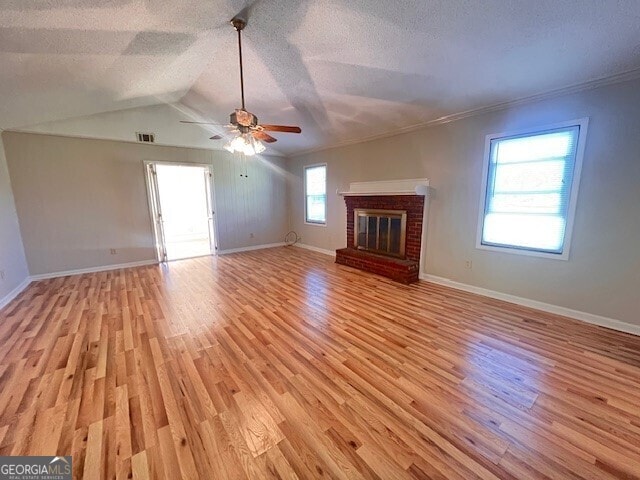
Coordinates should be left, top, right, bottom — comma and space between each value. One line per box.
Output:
136, 132, 155, 143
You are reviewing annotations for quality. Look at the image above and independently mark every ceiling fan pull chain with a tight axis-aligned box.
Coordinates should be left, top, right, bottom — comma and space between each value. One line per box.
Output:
236, 150, 244, 177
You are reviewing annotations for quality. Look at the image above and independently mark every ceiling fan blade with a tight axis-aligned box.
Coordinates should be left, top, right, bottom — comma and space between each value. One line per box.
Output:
210, 135, 222, 140
252, 131, 277, 143
260, 124, 302, 134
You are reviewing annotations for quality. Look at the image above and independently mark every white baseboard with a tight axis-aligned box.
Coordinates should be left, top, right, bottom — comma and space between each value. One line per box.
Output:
293, 243, 336, 257
30, 260, 159, 281
11, 252, 637, 336
0, 277, 32, 311
420, 273, 640, 336
218, 242, 286, 255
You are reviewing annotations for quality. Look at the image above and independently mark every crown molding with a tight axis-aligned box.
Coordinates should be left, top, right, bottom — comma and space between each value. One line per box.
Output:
289, 67, 640, 159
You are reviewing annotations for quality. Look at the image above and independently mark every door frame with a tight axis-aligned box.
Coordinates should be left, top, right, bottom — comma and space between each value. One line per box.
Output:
143, 160, 219, 262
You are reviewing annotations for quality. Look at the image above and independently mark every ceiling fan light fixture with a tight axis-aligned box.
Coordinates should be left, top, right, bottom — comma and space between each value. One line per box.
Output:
224, 135, 245, 153
252, 137, 267, 155
224, 133, 265, 156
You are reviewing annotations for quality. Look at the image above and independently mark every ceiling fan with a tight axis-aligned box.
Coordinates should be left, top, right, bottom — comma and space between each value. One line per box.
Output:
181, 16, 301, 155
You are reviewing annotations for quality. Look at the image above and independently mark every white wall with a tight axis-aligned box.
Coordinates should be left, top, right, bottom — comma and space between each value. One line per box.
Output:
287, 78, 640, 327
0, 134, 29, 303
3, 131, 288, 275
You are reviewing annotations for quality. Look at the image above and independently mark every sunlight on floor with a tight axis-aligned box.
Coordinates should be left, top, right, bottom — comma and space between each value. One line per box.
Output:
165, 237, 211, 260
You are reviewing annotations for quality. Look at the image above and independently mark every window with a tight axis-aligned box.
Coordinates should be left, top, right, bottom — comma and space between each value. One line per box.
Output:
477, 120, 588, 259
304, 164, 327, 224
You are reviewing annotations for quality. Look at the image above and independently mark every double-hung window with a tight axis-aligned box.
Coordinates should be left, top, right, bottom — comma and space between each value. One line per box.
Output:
477, 120, 587, 259
304, 164, 327, 225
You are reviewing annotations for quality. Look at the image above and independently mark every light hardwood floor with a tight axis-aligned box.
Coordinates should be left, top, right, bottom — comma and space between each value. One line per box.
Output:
1, 247, 639, 479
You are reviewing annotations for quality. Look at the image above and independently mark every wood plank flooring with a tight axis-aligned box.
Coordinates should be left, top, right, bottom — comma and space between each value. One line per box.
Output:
1, 247, 639, 479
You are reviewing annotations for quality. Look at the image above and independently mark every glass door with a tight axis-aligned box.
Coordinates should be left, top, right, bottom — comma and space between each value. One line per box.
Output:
146, 162, 168, 262
203, 167, 217, 254
146, 162, 216, 262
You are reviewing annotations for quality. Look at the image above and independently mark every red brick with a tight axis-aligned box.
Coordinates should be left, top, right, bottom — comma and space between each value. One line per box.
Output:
338, 194, 424, 283
343, 194, 424, 265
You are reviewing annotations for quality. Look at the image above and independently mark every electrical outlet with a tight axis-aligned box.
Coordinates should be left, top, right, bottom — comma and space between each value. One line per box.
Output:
0, 270, 5, 280
464, 260, 472, 269
110, 249, 117, 255
249, 233, 254, 238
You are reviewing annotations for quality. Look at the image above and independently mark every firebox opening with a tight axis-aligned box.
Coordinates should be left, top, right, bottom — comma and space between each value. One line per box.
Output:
354, 208, 407, 258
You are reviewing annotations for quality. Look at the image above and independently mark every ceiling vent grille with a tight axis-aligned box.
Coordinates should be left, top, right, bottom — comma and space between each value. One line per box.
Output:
136, 132, 155, 143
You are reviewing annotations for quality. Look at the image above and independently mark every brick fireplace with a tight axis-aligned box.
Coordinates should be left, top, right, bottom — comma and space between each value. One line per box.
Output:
335, 180, 428, 284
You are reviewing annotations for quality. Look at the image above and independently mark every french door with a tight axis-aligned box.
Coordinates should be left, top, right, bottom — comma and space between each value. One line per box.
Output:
145, 162, 217, 262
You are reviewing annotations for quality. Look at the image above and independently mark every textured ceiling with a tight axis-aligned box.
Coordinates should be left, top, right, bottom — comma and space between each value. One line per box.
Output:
2, 0, 640, 155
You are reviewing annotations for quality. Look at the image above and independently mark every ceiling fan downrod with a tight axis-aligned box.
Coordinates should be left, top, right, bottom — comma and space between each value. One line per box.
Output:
179, 15, 301, 154
231, 17, 247, 110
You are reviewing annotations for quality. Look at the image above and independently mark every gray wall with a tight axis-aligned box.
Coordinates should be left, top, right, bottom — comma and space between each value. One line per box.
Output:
0, 134, 29, 301
3, 132, 288, 275
287, 78, 640, 326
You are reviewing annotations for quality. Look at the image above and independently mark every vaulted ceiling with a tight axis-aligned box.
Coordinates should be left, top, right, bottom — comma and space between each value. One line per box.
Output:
2, 0, 640, 155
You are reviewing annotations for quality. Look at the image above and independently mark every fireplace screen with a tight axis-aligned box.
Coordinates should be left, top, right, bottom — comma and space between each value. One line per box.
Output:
354, 209, 407, 257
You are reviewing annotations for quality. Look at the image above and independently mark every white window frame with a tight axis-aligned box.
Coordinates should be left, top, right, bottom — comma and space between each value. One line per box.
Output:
304, 163, 327, 226
475, 118, 589, 261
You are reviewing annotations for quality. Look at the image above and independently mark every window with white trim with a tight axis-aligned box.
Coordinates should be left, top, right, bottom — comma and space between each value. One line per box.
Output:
477, 121, 587, 258
304, 164, 327, 225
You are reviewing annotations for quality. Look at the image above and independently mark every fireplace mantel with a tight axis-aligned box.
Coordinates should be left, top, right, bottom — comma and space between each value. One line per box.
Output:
338, 178, 430, 197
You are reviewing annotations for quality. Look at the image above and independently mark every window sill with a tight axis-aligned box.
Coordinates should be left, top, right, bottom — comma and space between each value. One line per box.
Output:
475, 243, 570, 261
305, 221, 327, 227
